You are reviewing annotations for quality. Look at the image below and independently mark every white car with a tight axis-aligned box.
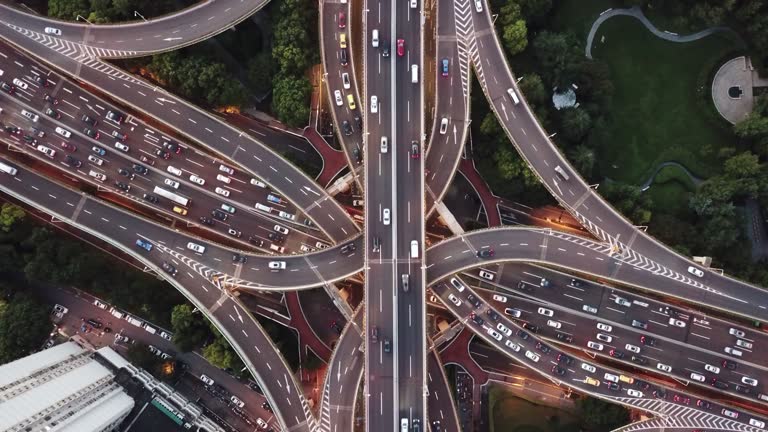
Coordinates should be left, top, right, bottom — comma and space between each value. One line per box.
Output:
383, 208, 390, 225
200, 374, 214, 385
669, 318, 686, 328
504, 308, 521, 318
596, 333, 612, 343
450, 278, 465, 292
722, 409, 739, 419
614, 297, 632, 307
704, 364, 720, 374
474, 0, 482, 12
219, 164, 234, 175
750, 419, 766, 428
93, 300, 108, 309
87, 155, 104, 165
44, 27, 62, 36
439, 117, 448, 134
36, 145, 55, 157
189, 175, 205, 185
274, 225, 290, 235
187, 242, 206, 254
214, 187, 230, 197
524, 350, 540, 362
546, 320, 561, 329
166, 165, 182, 176
12, 78, 28, 90
581, 363, 596, 374
496, 323, 512, 337
250, 178, 266, 188
230, 395, 245, 408
114, 142, 129, 152
537, 307, 553, 317
625, 344, 640, 353
492, 294, 507, 303
21, 109, 39, 122
269, 261, 286, 270
656, 363, 672, 372
487, 328, 502, 341
479, 270, 495, 281
582, 305, 598, 314
687, 266, 704, 277
596, 323, 612, 332
737, 339, 753, 349
742, 377, 759, 387
505, 340, 520, 352
216, 174, 231, 183
627, 389, 643, 398
729, 328, 745, 338
587, 341, 603, 351
164, 178, 180, 189
159, 331, 172, 341
370, 95, 378, 113
334, 90, 343, 106
380, 136, 388, 153
342, 73, 350, 89
409, 0, 417, 8
448, 293, 461, 306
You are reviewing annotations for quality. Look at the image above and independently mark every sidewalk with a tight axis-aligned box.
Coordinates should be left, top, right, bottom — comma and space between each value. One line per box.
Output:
303, 127, 348, 187
458, 158, 502, 227
284, 292, 333, 361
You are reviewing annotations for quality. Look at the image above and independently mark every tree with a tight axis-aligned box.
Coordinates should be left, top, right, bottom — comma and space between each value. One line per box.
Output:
734, 113, 768, 139
601, 182, 653, 225
0, 293, 51, 363
171, 304, 212, 352
577, 397, 629, 430
560, 107, 592, 142
272, 75, 311, 127
247, 52, 274, 96
502, 20, 528, 55
516, 0, 552, 20
519, 73, 547, 106
568, 145, 595, 177
126, 343, 160, 371
498, 2, 522, 26
47, 0, 89, 20
532, 31, 574, 84
0, 204, 25, 232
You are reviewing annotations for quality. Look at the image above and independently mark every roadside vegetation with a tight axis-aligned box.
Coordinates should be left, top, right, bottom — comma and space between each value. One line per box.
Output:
482, 0, 768, 286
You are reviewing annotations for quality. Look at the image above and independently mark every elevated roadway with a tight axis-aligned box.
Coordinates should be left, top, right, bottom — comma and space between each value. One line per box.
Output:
469, 0, 768, 322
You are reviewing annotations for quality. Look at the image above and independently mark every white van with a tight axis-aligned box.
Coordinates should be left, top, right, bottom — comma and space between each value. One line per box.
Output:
88, 170, 106, 182
55, 126, 71, 138
410, 240, 419, 258
554, 165, 570, 181
141, 323, 157, 335
254, 203, 272, 213
401, 419, 409, 432
125, 315, 143, 327
411, 64, 419, 83
507, 88, 520, 104
109, 307, 125, 319
372, 29, 379, 47
725, 347, 743, 357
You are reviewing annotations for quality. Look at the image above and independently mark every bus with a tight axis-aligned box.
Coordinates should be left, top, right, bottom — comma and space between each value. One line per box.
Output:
153, 186, 190, 207
0, 161, 18, 176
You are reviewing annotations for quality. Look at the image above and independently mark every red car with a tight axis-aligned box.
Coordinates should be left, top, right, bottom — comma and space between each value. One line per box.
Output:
673, 394, 690, 405
60, 142, 76, 152
338, 12, 346, 28
397, 38, 405, 56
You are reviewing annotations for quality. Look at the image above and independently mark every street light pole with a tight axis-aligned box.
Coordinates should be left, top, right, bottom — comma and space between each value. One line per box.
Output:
134, 11, 147, 22
76, 15, 93, 24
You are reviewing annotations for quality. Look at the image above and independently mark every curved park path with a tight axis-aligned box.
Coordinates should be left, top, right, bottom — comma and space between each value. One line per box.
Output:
585, 6, 730, 59
640, 161, 704, 190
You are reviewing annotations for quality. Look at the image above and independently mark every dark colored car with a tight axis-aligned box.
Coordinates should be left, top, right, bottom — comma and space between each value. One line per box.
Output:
441, 58, 449, 76
631, 355, 647, 365
342, 120, 352, 136
467, 294, 481, 307
155, 149, 170, 159
640, 335, 656, 346
340, 243, 356, 254
383, 338, 391, 353
114, 182, 130, 192
535, 342, 550, 354
268, 232, 285, 243
248, 236, 264, 246
636, 380, 650, 390
45, 107, 60, 119
411, 141, 420, 159
523, 322, 538, 333
476, 249, 495, 258
470, 313, 484, 326
711, 378, 729, 390
143, 193, 159, 204
112, 130, 128, 141
133, 164, 148, 175
83, 127, 100, 140
609, 349, 624, 359
117, 168, 135, 179
65, 155, 82, 168
261, 402, 272, 413
340, 48, 348, 66
381, 39, 390, 57
163, 141, 181, 154
551, 365, 565, 376
557, 353, 573, 365
0, 81, 14, 93
516, 329, 530, 340
734, 384, 752, 395
353, 147, 362, 163
696, 400, 711, 410
211, 209, 228, 221
371, 326, 378, 343
722, 360, 737, 370
5, 126, 20, 135
673, 394, 690, 405
232, 254, 247, 264
161, 261, 178, 276
34, 75, 48, 86
44, 94, 58, 104
570, 278, 582, 287
556, 333, 573, 343
199, 216, 214, 226
485, 309, 499, 321
81, 114, 98, 126
607, 382, 620, 391
517, 281, 533, 292
653, 388, 667, 399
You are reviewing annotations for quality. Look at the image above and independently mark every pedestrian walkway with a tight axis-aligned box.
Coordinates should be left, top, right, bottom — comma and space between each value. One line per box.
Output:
585, 6, 731, 59
285, 292, 333, 361
457, 158, 502, 227
712, 56, 768, 124
302, 127, 348, 187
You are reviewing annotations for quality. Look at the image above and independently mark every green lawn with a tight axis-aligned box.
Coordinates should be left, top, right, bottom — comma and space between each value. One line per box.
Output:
489, 385, 580, 432
590, 16, 741, 184
551, 0, 618, 38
